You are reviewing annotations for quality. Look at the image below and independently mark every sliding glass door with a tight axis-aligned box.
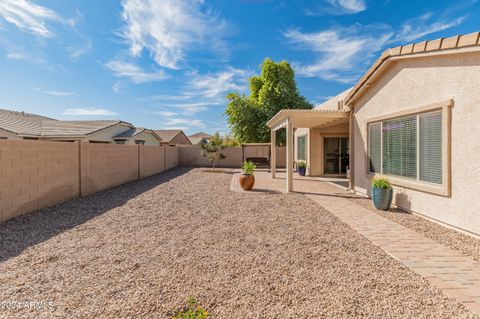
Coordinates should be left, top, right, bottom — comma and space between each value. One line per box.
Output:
324, 137, 349, 175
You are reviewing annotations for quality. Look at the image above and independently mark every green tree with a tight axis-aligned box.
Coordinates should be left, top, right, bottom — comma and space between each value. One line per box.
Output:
226, 58, 313, 144
200, 132, 226, 171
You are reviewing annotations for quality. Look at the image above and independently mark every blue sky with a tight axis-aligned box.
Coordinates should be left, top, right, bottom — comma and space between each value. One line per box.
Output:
0, 0, 479, 135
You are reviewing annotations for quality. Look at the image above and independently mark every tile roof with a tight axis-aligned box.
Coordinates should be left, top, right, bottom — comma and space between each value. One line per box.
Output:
345, 32, 480, 104
0, 108, 55, 136
113, 127, 162, 141
41, 120, 125, 137
188, 132, 211, 139
154, 129, 184, 142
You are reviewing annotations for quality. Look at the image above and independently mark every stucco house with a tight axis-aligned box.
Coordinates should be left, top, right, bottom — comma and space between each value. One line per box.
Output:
155, 129, 192, 145
268, 32, 480, 236
0, 109, 162, 145
188, 132, 211, 145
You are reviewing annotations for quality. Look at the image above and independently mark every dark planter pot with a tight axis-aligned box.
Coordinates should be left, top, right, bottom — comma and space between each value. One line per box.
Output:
239, 174, 255, 191
372, 187, 393, 211
298, 167, 306, 176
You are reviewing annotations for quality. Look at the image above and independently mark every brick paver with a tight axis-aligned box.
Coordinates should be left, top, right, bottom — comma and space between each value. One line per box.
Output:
306, 193, 480, 315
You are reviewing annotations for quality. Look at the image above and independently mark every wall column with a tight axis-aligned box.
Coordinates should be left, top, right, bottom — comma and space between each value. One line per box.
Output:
286, 119, 293, 192
271, 129, 276, 178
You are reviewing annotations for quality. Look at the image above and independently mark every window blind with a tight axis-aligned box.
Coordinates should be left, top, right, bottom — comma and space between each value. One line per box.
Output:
297, 135, 306, 161
382, 116, 417, 178
368, 123, 381, 173
419, 112, 442, 184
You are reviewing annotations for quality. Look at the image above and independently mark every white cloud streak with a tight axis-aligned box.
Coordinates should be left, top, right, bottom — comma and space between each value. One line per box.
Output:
188, 67, 252, 99
120, 0, 229, 69
63, 108, 118, 116
105, 60, 166, 83
0, 0, 66, 37
34, 88, 76, 96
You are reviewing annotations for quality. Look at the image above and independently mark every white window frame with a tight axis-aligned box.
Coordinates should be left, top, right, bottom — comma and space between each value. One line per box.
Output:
366, 99, 452, 197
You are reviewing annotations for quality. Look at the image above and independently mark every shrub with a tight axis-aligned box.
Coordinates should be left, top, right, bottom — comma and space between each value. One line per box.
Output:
296, 160, 306, 169
372, 176, 391, 189
172, 297, 209, 319
241, 161, 256, 174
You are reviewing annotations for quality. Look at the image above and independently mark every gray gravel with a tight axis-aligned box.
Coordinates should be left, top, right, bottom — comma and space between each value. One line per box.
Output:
0, 168, 476, 318
348, 196, 480, 261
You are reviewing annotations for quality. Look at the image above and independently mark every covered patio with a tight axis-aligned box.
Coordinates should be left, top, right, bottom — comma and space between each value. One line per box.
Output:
267, 108, 351, 193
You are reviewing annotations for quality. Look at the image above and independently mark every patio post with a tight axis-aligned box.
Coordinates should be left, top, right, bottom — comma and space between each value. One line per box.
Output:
286, 118, 293, 192
271, 129, 276, 178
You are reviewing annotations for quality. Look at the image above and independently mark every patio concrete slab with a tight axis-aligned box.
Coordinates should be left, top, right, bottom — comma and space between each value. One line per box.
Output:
231, 170, 480, 315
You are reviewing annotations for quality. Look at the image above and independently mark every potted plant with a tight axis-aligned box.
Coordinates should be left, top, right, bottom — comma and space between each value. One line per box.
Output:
371, 176, 393, 210
239, 161, 256, 191
296, 160, 307, 176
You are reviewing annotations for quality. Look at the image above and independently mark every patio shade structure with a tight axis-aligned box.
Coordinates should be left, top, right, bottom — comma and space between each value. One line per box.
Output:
266, 108, 350, 193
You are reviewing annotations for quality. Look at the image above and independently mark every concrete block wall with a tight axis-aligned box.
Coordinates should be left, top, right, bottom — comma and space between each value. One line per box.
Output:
1, 141, 179, 223
0, 140, 80, 222
139, 145, 165, 178
178, 145, 286, 168
80, 142, 139, 196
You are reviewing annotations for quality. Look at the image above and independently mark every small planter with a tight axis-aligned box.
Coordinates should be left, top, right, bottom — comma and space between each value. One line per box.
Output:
372, 187, 393, 210
239, 173, 255, 191
298, 166, 306, 176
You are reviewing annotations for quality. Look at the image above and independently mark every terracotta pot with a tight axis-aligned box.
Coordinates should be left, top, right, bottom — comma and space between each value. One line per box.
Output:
239, 173, 255, 191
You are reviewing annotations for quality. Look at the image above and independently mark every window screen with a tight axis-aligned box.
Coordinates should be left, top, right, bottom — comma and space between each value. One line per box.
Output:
368, 123, 381, 173
419, 112, 442, 184
382, 116, 417, 178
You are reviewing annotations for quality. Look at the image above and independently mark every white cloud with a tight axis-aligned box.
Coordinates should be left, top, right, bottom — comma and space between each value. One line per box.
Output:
0, 0, 65, 37
155, 111, 178, 117
164, 118, 205, 127
67, 38, 92, 61
34, 88, 76, 96
284, 11, 466, 83
63, 108, 117, 116
284, 26, 392, 82
6, 51, 27, 60
120, 0, 229, 69
188, 67, 252, 99
105, 60, 166, 83
306, 0, 366, 15
155, 102, 213, 116
394, 13, 466, 43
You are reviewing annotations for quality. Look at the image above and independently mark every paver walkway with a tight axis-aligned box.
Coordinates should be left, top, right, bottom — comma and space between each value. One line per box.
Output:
307, 193, 480, 314
232, 171, 480, 315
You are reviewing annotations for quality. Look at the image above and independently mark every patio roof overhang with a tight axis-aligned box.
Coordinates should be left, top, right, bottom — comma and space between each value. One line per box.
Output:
266, 108, 350, 131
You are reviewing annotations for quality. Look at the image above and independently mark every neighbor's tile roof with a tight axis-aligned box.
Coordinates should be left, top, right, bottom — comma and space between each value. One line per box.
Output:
0, 108, 54, 136
188, 132, 211, 139
154, 129, 184, 142
345, 32, 480, 104
41, 120, 126, 137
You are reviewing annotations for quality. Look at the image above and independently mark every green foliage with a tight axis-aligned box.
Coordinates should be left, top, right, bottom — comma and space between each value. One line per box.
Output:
172, 297, 208, 319
241, 161, 256, 175
226, 58, 313, 144
296, 160, 306, 169
201, 133, 226, 171
372, 176, 392, 189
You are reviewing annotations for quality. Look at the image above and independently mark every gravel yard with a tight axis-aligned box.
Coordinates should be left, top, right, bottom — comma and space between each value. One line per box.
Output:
348, 197, 480, 261
0, 168, 476, 318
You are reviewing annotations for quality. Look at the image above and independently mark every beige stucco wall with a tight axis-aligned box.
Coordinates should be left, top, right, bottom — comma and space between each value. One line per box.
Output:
168, 133, 191, 145
125, 131, 160, 146
87, 123, 133, 143
0, 140, 80, 222
0, 128, 20, 140
352, 51, 480, 235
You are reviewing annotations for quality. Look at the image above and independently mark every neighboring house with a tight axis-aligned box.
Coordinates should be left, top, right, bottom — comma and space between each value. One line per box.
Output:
0, 109, 162, 145
268, 32, 480, 236
112, 127, 162, 145
188, 132, 211, 145
154, 129, 192, 145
